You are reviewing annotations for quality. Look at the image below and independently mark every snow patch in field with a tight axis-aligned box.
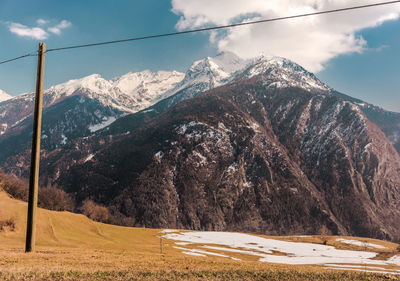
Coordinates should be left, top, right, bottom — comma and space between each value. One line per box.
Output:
162, 230, 400, 275
388, 255, 400, 266
326, 264, 400, 272
181, 251, 206, 257
160, 229, 179, 233
336, 238, 386, 249
325, 267, 400, 275
174, 246, 238, 260
175, 242, 191, 246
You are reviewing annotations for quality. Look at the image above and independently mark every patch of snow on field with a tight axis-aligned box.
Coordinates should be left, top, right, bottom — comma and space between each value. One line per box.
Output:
162, 230, 400, 275
326, 264, 400, 272
388, 255, 400, 266
336, 238, 386, 249
174, 246, 239, 260
181, 251, 206, 257
160, 229, 179, 233
325, 267, 400, 275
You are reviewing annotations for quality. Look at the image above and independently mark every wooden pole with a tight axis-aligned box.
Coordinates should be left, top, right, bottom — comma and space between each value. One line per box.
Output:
25, 42, 46, 253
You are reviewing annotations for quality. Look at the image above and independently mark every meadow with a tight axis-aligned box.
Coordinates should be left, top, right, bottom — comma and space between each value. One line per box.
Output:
0, 191, 399, 280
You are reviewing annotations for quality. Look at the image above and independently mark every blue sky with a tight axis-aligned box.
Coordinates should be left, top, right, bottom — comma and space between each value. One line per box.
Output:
0, 0, 399, 112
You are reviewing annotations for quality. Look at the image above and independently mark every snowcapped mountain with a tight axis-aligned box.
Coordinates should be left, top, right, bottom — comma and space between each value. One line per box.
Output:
0, 51, 326, 138
149, 52, 330, 113
0, 89, 11, 103
0, 70, 184, 137
239, 55, 329, 92
174, 51, 248, 90
44, 70, 185, 113
113, 70, 184, 106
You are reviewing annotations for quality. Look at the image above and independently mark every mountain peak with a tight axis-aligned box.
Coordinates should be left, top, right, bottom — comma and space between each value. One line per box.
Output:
189, 52, 247, 75
241, 55, 330, 92
46, 73, 110, 97
0, 89, 12, 103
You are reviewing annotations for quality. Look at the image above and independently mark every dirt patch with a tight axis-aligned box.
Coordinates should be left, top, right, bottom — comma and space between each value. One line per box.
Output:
0, 218, 15, 232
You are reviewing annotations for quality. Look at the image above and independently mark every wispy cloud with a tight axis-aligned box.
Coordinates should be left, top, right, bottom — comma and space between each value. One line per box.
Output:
48, 20, 72, 35
36, 18, 49, 26
9, 22, 48, 40
374, 45, 389, 52
7, 19, 72, 40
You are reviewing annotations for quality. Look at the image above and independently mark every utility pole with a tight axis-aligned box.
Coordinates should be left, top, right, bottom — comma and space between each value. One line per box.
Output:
25, 42, 46, 253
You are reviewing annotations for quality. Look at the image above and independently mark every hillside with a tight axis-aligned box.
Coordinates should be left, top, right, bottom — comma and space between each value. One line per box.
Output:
0, 191, 399, 280
46, 75, 400, 241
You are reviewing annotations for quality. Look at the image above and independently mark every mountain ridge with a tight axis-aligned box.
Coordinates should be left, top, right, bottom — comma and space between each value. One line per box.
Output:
0, 89, 11, 103
49, 75, 400, 240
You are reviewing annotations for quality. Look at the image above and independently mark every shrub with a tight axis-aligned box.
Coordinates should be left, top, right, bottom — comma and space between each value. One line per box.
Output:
0, 170, 28, 201
0, 218, 15, 232
81, 199, 109, 223
38, 185, 75, 212
0, 170, 75, 212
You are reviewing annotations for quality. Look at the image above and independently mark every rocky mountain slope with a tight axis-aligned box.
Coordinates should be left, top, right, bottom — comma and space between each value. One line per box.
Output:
48, 75, 400, 241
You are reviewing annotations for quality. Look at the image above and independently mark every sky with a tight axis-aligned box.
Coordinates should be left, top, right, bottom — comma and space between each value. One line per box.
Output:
0, 0, 399, 112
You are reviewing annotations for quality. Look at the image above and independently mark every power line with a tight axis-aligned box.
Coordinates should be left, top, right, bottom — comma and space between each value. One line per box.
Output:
1, 0, 400, 65
46, 0, 400, 53
0, 53, 36, 65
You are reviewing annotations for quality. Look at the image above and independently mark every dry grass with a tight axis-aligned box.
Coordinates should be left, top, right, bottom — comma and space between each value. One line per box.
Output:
0, 191, 399, 280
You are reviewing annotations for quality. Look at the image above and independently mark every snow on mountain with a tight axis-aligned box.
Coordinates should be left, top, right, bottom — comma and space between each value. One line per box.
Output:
240, 55, 330, 92
150, 52, 330, 113
0, 89, 12, 103
0, 70, 184, 137
1, 52, 328, 122
44, 71, 185, 113
0, 52, 376, 142
112, 70, 185, 109
170, 52, 329, 98
168, 52, 248, 95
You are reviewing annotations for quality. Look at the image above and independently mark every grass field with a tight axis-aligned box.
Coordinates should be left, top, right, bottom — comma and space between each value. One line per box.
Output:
0, 191, 399, 280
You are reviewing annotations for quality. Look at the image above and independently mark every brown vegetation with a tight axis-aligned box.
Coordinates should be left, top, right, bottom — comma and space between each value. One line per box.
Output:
81, 199, 109, 223
38, 185, 75, 212
0, 218, 15, 232
0, 170, 75, 212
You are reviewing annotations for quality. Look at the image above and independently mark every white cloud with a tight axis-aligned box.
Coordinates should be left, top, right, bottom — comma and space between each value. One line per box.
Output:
7, 19, 71, 40
9, 23, 48, 40
48, 20, 72, 35
171, 0, 400, 72
37, 18, 49, 25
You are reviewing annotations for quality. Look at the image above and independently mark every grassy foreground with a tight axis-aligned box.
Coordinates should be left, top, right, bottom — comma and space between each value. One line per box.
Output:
0, 191, 399, 280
